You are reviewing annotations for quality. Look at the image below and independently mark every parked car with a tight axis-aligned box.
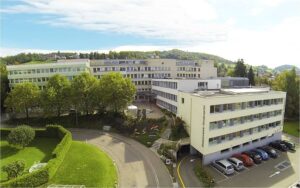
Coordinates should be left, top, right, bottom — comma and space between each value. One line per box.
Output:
258, 146, 278, 158
227, 157, 245, 171
242, 151, 262, 164
281, 140, 296, 151
269, 141, 288, 152
212, 159, 235, 175
252, 149, 269, 160
232, 153, 254, 167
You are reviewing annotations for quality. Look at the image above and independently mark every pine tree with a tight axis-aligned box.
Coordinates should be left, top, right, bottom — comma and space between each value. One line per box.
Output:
234, 59, 247, 77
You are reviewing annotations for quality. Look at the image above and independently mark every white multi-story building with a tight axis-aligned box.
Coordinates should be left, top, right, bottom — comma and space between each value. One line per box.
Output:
177, 88, 286, 164
7, 59, 90, 89
151, 78, 221, 113
6, 58, 217, 99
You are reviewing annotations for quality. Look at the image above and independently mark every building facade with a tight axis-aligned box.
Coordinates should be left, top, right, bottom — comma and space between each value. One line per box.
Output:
6, 58, 217, 100
177, 88, 286, 164
151, 78, 221, 113
7, 60, 90, 89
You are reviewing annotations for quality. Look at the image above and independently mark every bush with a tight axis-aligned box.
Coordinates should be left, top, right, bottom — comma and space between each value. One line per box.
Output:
0, 125, 72, 187
2, 160, 25, 180
194, 165, 215, 187
7, 125, 35, 148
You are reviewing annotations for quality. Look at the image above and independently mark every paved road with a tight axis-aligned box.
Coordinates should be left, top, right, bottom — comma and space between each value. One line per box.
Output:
70, 128, 173, 188
176, 155, 203, 188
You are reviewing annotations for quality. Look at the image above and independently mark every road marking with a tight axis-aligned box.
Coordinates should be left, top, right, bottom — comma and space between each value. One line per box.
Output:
177, 156, 187, 188
269, 171, 280, 178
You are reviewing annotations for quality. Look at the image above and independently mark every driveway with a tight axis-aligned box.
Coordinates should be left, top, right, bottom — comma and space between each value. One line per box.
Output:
70, 128, 173, 188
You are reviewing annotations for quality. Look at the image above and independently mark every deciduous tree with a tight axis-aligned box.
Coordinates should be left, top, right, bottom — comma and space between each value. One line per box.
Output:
41, 74, 71, 117
99, 73, 136, 113
4, 82, 40, 119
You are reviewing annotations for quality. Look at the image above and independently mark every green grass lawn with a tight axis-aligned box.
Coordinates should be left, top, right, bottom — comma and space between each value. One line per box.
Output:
283, 121, 300, 137
49, 141, 117, 187
0, 137, 59, 182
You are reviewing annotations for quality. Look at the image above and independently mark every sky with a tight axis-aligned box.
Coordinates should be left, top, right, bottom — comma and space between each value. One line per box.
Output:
0, 0, 300, 68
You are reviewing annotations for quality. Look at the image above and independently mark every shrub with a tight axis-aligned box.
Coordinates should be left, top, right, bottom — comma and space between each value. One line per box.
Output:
7, 125, 35, 148
2, 160, 25, 180
194, 165, 215, 187
0, 125, 72, 187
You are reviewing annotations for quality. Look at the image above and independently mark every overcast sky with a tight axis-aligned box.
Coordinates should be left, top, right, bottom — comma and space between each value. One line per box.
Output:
1, 0, 300, 68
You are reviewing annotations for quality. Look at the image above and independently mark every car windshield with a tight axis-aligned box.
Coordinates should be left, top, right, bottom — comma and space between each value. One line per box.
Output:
227, 166, 233, 170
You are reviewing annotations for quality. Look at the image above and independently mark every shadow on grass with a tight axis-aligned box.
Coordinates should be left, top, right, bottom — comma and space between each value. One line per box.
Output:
0, 145, 19, 160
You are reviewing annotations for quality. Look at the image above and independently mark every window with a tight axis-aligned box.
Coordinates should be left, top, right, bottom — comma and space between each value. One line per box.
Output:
221, 148, 230, 153
243, 142, 249, 146
210, 106, 214, 113
232, 145, 240, 150
181, 98, 184, 104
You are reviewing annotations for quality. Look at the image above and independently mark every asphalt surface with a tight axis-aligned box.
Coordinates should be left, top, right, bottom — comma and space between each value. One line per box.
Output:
176, 156, 203, 188
70, 128, 173, 188
178, 133, 300, 188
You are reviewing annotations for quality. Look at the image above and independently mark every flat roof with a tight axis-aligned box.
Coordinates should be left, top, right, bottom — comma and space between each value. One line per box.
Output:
188, 87, 284, 97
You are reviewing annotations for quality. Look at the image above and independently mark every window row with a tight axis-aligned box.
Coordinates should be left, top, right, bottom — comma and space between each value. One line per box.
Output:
152, 90, 177, 102
92, 66, 171, 73
152, 81, 178, 89
210, 98, 284, 113
209, 121, 281, 145
176, 73, 200, 78
176, 67, 200, 72
157, 99, 177, 114
209, 110, 282, 130
9, 76, 75, 84
9, 67, 86, 75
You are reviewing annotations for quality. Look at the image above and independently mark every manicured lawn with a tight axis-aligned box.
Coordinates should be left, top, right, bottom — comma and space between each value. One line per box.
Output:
49, 141, 117, 187
283, 121, 300, 137
0, 137, 59, 182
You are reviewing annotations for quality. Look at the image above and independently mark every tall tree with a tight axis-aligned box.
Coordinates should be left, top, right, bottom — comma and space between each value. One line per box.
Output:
272, 68, 299, 119
4, 82, 40, 119
0, 64, 9, 112
234, 59, 247, 77
41, 74, 71, 117
217, 63, 228, 77
247, 66, 255, 86
99, 73, 136, 113
70, 72, 98, 115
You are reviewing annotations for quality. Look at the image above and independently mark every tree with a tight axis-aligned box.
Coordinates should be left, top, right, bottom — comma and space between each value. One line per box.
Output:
5, 82, 40, 119
0, 64, 9, 112
2, 160, 25, 180
247, 66, 255, 86
272, 68, 299, 119
217, 63, 228, 77
41, 74, 71, 117
234, 59, 247, 77
70, 72, 98, 115
99, 73, 136, 113
7, 125, 35, 148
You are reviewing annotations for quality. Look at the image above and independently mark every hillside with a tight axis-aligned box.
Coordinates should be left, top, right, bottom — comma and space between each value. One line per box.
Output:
273, 64, 300, 73
0, 49, 233, 65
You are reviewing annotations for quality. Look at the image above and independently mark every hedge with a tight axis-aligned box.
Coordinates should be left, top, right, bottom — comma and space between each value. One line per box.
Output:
0, 125, 72, 187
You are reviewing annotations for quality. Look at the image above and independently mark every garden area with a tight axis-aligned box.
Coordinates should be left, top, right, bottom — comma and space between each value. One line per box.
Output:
0, 125, 118, 187
0, 137, 59, 181
283, 121, 300, 137
49, 141, 117, 187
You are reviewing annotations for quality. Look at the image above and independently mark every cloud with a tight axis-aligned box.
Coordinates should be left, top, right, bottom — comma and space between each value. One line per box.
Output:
1, 0, 300, 68
1, 0, 228, 43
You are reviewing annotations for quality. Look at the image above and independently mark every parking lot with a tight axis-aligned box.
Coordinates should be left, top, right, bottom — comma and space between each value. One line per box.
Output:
204, 135, 299, 187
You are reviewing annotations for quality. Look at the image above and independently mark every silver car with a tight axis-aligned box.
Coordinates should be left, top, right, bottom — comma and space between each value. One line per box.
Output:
212, 159, 235, 175
227, 157, 244, 171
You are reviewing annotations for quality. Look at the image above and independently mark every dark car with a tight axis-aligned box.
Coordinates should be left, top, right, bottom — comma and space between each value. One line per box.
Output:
252, 149, 269, 160
242, 151, 262, 164
258, 146, 278, 158
281, 140, 296, 151
269, 141, 288, 152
